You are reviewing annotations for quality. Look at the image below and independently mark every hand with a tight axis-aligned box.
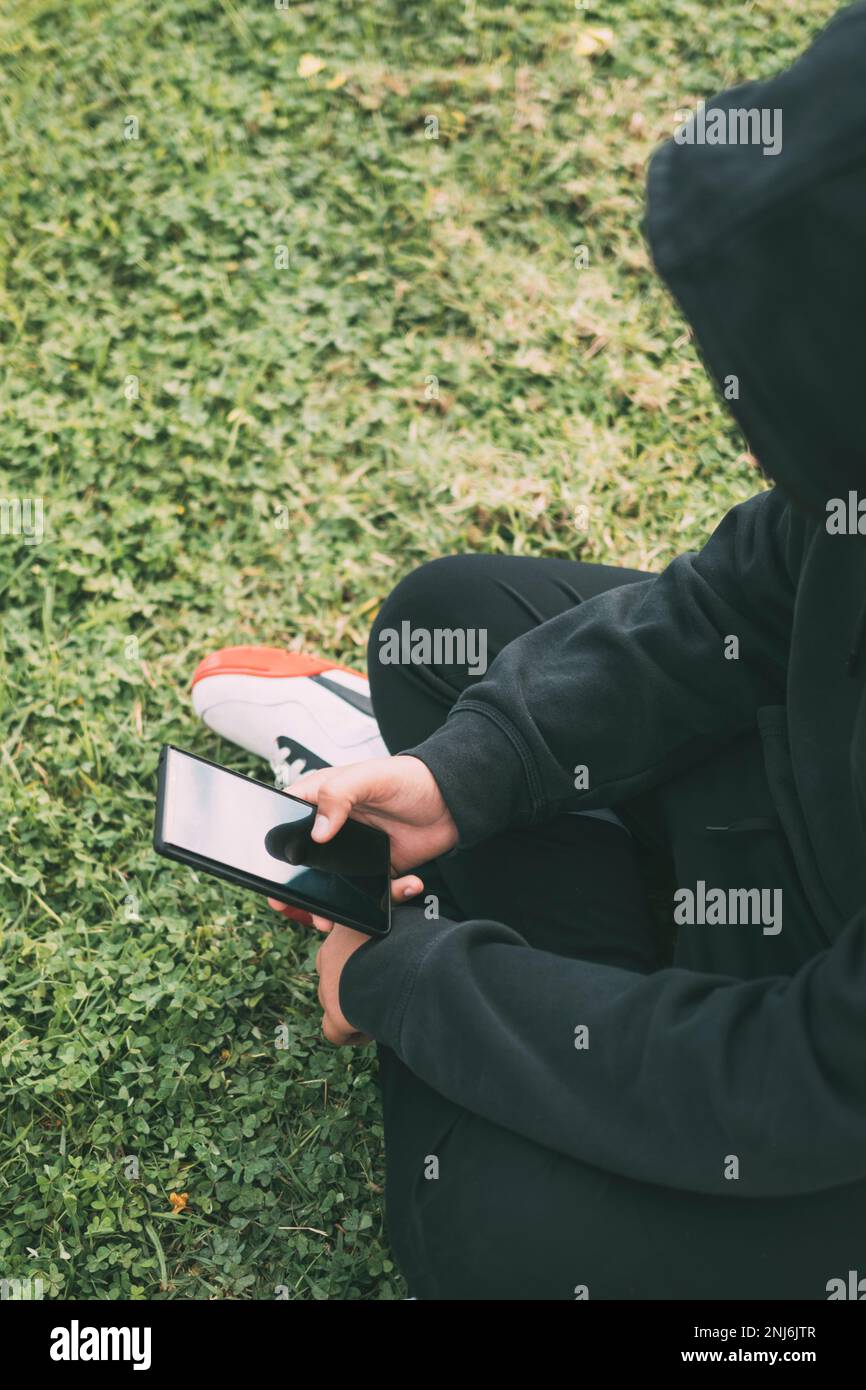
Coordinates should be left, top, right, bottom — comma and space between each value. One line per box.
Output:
315, 922, 373, 1045
271, 754, 458, 879
268, 874, 419, 1043
268, 871, 425, 931
268, 879, 415, 1044
267, 754, 458, 1044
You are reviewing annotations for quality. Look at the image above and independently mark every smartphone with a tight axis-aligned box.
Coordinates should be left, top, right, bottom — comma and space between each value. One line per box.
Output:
153, 745, 391, 935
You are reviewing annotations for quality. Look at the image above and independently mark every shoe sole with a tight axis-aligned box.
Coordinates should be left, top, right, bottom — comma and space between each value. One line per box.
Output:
190, 646, 386, 765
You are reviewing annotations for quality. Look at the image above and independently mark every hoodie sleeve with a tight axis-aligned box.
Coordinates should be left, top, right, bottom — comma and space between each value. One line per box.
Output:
341, 902, 866, 1197
403, 486, 810, 848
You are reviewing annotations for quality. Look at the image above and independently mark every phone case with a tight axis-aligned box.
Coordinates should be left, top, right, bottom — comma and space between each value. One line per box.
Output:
153, 744, 392, 936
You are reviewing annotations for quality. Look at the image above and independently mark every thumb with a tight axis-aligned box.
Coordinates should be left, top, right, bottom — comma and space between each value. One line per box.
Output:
285, 769, 325, 806
309, 781, 353, 842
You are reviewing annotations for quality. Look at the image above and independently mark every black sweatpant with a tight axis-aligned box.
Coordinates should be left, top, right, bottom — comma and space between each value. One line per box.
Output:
365, 553, 866, 1300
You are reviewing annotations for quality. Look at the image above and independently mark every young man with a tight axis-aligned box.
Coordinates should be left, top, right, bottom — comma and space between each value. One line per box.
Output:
191, 5, 866, 1297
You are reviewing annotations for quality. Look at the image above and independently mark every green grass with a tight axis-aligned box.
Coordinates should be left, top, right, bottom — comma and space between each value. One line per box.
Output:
0, 0, 833, 1299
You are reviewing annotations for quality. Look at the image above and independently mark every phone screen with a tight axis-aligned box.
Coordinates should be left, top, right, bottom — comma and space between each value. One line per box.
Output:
156, 746, 390, 934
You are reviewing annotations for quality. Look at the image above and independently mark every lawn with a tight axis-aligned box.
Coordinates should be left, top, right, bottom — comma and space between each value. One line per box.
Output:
0, 0, 833, 1299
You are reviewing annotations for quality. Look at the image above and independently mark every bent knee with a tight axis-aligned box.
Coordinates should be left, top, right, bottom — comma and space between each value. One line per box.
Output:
367, 556, 497, 749
370, 555, 485, 645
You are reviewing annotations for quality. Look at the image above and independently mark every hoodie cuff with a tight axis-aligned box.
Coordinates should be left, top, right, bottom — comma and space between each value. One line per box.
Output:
401, 703, 541, 848
340, 905, 453, 1044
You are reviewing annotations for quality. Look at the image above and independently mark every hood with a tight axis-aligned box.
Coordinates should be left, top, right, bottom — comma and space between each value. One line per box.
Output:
644, 2, 866, 521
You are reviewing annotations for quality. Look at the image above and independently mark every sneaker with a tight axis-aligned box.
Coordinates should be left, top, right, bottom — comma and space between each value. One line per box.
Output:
191, 646, 387, 787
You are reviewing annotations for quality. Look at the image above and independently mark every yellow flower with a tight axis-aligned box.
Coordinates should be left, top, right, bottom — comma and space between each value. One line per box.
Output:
298, 54, 326, 79
169, 1191, 189, 1214
575, 26, 615, 57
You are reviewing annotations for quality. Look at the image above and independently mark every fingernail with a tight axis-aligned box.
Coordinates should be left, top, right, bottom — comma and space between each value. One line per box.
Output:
403, 883, 417, 898
312, 814, 330, 840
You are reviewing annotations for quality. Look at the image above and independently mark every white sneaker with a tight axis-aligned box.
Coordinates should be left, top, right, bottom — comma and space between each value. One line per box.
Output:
190, 646, 387, 787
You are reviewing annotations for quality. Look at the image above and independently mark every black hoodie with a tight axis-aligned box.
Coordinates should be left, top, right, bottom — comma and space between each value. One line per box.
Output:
340, 3, 866, 1197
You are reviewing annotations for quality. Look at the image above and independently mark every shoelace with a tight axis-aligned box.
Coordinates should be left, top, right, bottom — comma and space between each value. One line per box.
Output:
270, 749, 307, 789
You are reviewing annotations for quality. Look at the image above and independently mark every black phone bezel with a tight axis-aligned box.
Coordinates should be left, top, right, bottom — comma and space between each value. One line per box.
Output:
153, 744, 392, 936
